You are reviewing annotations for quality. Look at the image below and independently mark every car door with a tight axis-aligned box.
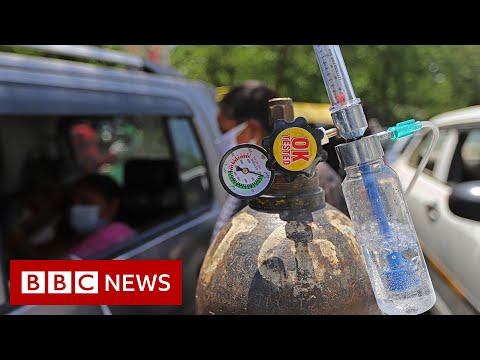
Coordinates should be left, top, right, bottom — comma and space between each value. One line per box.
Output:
440, 127, 480, 310
395, 125, 480, 311
394, 127, 458, 268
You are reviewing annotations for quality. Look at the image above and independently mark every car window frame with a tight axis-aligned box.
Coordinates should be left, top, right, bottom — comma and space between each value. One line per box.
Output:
447, 125, 480, 185
165, 116, 214, 214
402, 127, 458, 185
432, 128, 458, 184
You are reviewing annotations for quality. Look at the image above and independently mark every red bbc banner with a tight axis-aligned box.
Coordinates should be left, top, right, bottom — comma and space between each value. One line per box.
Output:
10, 260, 182, 306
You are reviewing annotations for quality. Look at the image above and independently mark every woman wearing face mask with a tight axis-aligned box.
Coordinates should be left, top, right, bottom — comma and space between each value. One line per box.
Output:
66, 174, 135, 258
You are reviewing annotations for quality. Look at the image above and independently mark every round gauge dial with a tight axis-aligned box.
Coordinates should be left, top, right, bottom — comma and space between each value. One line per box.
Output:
219, 144, 274, 200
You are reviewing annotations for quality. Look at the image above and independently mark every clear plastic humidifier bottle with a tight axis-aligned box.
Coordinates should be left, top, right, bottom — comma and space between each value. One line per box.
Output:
336, 135, 436, 315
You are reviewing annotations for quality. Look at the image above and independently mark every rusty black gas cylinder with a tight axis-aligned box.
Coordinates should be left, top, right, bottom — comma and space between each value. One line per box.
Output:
195, 98, 381, 315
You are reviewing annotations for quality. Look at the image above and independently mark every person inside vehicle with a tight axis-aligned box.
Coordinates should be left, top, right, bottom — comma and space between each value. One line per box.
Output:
70, 122, 116, 174
5, 174, 136, 260
211, 80, 349, 242
66, 174, 136, 258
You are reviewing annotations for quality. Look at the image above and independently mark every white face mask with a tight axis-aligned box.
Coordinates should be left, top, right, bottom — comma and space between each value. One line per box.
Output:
69, 205, 108, 234
215, 122, 248, 155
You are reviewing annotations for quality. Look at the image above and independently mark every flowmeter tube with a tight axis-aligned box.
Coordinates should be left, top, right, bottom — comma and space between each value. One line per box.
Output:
313, 45, 368, 140
313, 45, 357, 107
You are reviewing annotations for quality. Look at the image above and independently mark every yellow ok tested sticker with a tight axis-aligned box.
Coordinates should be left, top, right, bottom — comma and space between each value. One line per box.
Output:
273, 127, 317, 171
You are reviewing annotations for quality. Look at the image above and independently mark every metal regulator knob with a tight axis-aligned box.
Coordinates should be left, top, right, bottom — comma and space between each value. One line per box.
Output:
262, 116, 328, 182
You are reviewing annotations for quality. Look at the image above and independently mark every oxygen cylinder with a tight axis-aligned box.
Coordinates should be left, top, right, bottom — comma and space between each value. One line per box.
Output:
195, 98, 381, 315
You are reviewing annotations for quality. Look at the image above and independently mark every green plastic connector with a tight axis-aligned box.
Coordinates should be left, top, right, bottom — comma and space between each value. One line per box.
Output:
388, 119, 422, 140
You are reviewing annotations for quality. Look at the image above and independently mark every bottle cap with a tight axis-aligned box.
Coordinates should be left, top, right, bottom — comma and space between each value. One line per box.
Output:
335, 134, 384, 169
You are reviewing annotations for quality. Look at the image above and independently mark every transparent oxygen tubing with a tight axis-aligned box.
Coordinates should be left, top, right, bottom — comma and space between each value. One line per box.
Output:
404, 121, 439, 197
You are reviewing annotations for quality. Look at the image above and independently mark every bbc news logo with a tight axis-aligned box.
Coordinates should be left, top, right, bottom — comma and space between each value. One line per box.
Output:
22, 271, 100, 294
10, 260, 181, 305
21, 272, 171, 294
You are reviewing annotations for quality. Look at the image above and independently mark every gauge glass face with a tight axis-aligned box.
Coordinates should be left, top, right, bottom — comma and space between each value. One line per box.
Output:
219, 144, 273, 199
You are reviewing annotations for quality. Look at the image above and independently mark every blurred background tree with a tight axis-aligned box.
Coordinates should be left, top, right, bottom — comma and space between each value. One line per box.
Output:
100, 45, 124, 51
169, 45, 480, 126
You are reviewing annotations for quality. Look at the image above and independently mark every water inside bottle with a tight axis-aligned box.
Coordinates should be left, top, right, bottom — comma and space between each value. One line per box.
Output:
357, 222, 436, 315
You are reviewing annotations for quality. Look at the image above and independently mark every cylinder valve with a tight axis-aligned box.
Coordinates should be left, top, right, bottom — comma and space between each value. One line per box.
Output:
262, 117, 328, 182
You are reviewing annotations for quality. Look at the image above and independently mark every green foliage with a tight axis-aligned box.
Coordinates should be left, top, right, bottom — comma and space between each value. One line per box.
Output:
100, 45, 124, 51
0, 45, 45, 57
170, 45, 480, 126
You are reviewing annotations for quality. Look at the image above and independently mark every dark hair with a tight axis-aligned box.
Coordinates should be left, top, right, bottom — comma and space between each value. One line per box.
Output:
75, 174, 121, 202
219, 80, 279, 133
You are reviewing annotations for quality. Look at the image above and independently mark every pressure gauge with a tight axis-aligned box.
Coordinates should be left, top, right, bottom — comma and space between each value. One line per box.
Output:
219, 144, 274, 200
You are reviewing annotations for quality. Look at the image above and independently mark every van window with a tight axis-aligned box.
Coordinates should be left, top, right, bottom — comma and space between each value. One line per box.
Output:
0, 115, 185, 265
167, 118, 212, 211
69, 116, 171, 185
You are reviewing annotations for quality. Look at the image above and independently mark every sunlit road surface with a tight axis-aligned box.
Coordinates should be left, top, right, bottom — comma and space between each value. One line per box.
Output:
425, 258, 479, 315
